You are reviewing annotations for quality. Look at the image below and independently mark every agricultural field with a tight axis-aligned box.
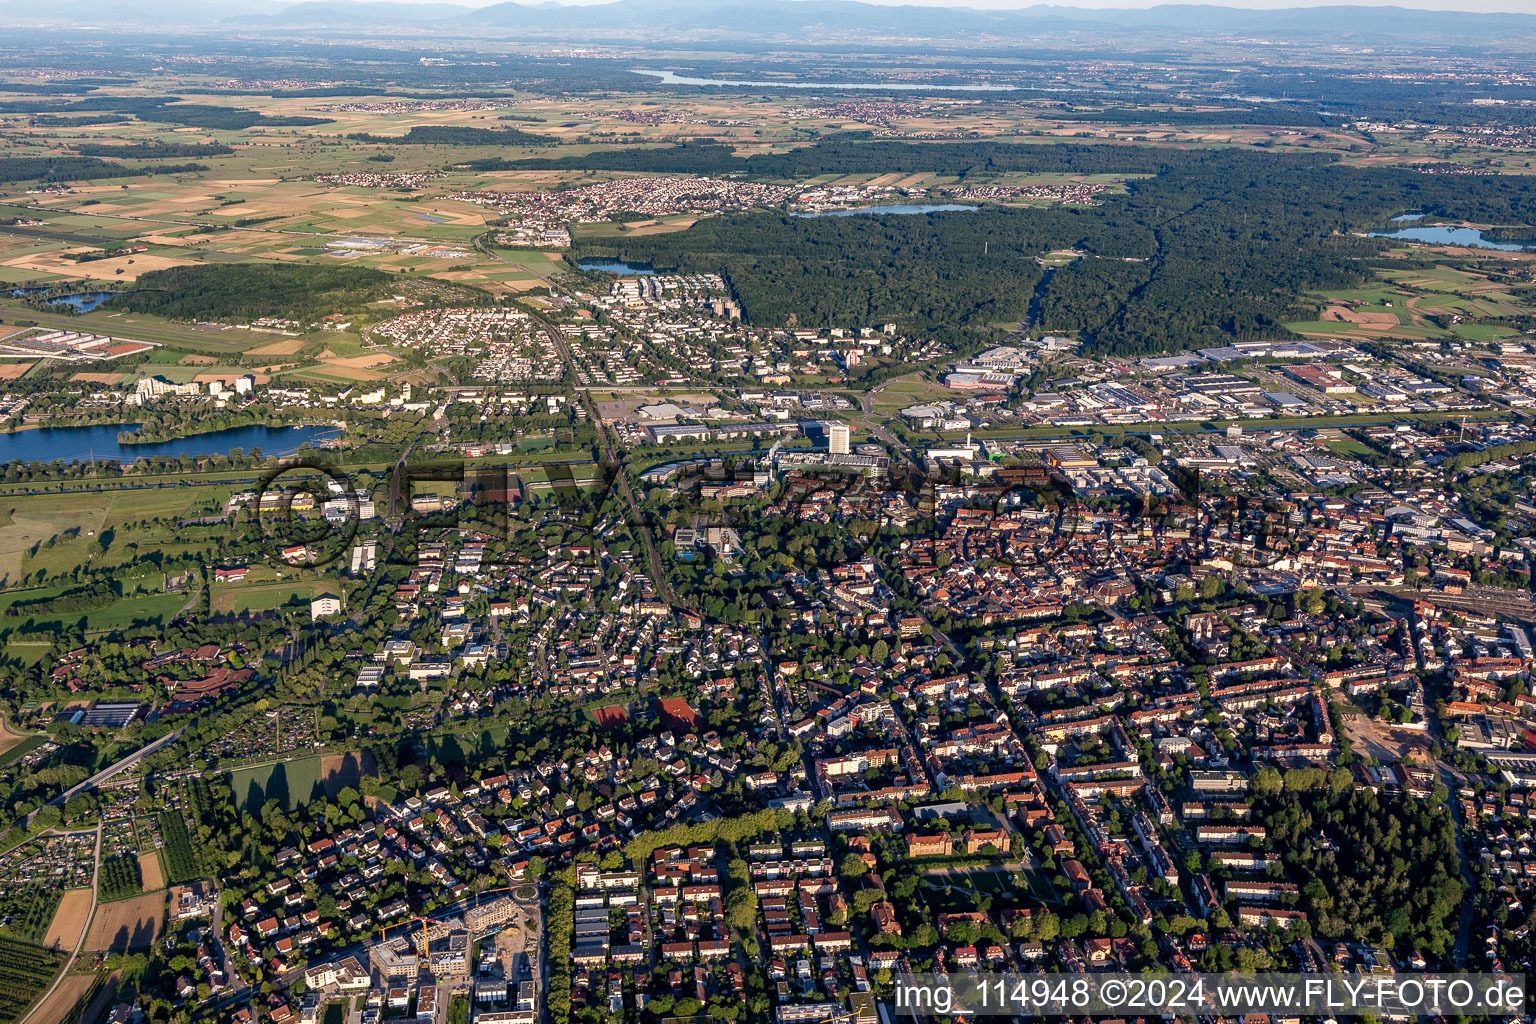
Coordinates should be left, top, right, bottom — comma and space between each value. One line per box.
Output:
82, 891, 162, 953
24, 972, 98, 1024
1287, 263, 1536, 343
0, 937, 67, 1024
0, 87, 1205, 309
136, 852, 164, 892
38, 889, 89, 951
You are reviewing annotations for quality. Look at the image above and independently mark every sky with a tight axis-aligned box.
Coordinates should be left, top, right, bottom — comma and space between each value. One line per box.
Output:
345, 0, 1536, 13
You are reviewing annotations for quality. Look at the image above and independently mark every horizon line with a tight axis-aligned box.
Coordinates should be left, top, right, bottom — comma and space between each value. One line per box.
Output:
182, 0, 1536, 14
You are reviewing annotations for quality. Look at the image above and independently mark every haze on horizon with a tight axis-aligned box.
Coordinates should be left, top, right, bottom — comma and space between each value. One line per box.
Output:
330, 0, 1536, 14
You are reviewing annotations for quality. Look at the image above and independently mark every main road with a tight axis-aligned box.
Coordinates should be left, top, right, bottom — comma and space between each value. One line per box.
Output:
524, 305, 684, 611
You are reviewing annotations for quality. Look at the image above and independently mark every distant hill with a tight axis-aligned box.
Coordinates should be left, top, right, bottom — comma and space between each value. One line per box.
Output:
3, 0, 1534, 47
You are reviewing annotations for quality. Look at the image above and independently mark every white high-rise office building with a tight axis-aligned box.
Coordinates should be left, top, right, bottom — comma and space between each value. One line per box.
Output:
828, 422, 850, 455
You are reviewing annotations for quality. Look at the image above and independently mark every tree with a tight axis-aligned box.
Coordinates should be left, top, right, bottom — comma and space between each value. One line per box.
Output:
397, 763, 424, 795
946, 921, 980, 945
839, 852, 868, 880
853, 889, 883, 916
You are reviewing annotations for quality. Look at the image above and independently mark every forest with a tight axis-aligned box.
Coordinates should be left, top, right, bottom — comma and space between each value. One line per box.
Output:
584, 143, 1536, 355
0, 156, 208, 185
72, 141, 234, 158
1037, 106, 1334, 127
108, 264, 487, 322
0, 96, 331, 130
584, 207, 1047, 335
347, 124, 552, 146
486, 136, 1202, 178
1253, 767, 1462, 956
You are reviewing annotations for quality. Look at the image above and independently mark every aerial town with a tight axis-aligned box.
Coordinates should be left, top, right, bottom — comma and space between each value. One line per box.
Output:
0, 7, 1534, 1024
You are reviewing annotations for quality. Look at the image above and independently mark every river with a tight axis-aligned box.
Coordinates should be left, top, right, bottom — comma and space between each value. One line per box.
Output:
0, 423, 338, 464
1026, 267, 1056, 328
632, 69, 1022, 92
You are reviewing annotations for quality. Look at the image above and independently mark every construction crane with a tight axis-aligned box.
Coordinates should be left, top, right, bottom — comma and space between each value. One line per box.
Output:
381, 912, 454, 958
380, 885, 527, 958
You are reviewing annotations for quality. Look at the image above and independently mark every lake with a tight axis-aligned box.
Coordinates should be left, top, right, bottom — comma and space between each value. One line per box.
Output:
0, 423, 338, 465
1367, 224, 1534, 252
7, 289, 118, 312
47, 292, 115, 312
632, 69, 1020, 92
578, 259, 656, 275
792, 203, 978, 218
